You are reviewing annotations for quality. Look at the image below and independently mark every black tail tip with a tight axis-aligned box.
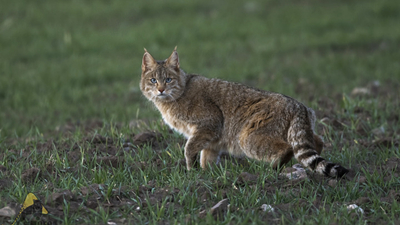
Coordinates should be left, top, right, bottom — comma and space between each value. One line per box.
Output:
324, 163, 349, 178
336, 165, 349, 178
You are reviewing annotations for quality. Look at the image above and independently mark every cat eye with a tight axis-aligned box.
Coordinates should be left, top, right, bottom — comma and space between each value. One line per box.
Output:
150, 78, 157, 83
165, 78, 172, 83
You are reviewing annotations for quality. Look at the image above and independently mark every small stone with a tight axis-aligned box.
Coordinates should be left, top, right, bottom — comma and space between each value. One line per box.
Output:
0, 206, 16, 218
347, 204, 364, 214
260, 204, 274, 212
280, 164, 307, 180
351, 87, 370, 96
328, 179, 337, 187
358, 176, 367, 184
371, 126, 385, 136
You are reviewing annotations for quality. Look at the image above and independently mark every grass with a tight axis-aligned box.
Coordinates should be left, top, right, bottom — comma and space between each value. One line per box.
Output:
1, 0, 400, 224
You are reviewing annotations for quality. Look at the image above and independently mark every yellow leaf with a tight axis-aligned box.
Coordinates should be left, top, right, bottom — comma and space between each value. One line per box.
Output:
22, 193, 48, 215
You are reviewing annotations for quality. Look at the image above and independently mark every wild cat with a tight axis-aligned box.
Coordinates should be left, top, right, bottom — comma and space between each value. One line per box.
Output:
140, 47, 349, 178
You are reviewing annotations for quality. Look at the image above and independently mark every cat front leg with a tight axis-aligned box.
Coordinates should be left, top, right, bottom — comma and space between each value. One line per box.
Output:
185, 131, 217, 170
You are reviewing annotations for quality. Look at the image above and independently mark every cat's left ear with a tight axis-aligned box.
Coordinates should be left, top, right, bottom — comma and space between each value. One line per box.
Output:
166, 46, 180, 71
142, 48, 157, 73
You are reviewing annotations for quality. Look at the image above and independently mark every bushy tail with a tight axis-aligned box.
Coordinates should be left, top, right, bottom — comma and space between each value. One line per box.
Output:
288, 107, 348, 178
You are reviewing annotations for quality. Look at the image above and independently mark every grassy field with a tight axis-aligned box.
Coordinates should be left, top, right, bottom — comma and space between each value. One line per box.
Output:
1, 0, 400, 224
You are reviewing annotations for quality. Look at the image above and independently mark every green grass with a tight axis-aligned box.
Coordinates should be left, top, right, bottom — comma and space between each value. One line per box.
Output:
1, 0, 400, 224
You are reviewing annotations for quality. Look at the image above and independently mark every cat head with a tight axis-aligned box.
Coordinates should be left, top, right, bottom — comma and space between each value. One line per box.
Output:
140, 47, 187, 103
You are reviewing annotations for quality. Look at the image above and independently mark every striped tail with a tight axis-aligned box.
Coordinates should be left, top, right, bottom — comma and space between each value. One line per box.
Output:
298, 151, 349, 178
288, 107, 348, 178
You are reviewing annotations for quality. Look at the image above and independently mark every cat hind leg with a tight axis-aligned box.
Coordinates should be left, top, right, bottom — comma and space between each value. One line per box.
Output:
314, 134, 324, 155
241, 130, 294, 169
268, 140, 294, 169
200, 149, 219, 169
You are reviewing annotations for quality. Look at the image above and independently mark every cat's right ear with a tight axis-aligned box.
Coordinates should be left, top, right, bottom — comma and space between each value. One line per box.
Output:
142, 48, 157, 73
165, 47, 180, 72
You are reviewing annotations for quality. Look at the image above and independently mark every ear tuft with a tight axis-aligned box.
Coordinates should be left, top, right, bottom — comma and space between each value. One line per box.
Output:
166, 48, 180, 71
142, 50, 156, 72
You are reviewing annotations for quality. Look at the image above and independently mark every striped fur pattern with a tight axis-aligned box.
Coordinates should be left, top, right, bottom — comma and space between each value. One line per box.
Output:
140, 48, 348, 178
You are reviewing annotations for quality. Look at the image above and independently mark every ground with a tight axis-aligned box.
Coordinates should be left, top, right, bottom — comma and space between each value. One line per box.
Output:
1, 82, 399, 224
1, 0, 400, 224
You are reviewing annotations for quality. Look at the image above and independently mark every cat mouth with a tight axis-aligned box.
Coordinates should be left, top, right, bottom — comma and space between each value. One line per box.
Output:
157, 93, 169, 98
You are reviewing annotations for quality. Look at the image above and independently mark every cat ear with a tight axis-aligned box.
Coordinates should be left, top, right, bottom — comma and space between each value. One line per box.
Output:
142, 48, 157, 72
165, 46, 180, 71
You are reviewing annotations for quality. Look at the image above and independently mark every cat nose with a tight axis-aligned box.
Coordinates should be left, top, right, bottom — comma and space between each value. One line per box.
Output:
158, 89, 164, 93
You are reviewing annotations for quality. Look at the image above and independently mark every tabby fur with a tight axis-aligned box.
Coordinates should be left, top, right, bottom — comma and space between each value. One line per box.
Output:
140, 48, 348, 178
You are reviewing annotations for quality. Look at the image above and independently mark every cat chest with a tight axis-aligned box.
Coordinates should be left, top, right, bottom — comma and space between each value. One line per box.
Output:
162, 114, 195, 138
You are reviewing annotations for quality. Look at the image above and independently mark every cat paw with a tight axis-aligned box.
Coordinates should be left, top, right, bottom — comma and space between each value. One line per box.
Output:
185, 158, 195, 171
185, 153, 200, 171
